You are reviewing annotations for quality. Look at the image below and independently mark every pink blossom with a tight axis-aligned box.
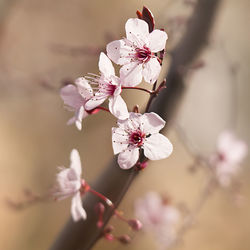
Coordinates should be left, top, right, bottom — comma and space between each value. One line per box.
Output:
107, 18, 168, 86
52, 149, 87, 221
84, 52, 129, 120
135, 192, 180, 248
210, 131, 248, 187
60, 77, 93, 130
112, 112, 173, 169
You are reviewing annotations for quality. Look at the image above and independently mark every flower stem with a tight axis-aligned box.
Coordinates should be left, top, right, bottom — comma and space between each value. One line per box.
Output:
89, 188, 129, 223
97, 106, 110, 112
122, 86, 153, 95
89, 188, 113, 207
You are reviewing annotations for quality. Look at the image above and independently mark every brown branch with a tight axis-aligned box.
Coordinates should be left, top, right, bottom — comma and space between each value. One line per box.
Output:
50, 1, 221, 249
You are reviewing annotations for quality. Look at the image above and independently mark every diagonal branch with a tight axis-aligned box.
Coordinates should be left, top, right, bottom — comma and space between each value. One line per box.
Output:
50, 1, 221, 249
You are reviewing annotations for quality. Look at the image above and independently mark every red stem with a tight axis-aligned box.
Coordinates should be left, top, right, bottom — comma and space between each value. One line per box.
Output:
122, 86, 153, 94
89, 188, 113, 207
88, 188, 128, 222
97, 106, 110, 112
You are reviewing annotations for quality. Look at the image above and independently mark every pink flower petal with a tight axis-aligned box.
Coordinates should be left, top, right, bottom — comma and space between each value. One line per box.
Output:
75, 77, 93, 99
98, 52, 115, 76
75, 106, 85, 130
120, 62, 143, 87
112, 127, 129, 154
70, 149, 82, 177
85, 94, 107, 111
144, 134, 173, 160
118, 147, 139, 169
71, 192, 87, 221
109, 95, 129, 120
148, 29, 168, 52
107, 40, 131, 65
60, 84, 83, 109
125, 18, 149, 45
143, 57, 161, 84
140, 113, 166, 134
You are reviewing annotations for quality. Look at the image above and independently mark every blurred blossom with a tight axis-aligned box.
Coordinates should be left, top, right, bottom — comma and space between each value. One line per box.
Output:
210, 131, 248, 187
135, 192, 180, 249
52, 149, 87, 221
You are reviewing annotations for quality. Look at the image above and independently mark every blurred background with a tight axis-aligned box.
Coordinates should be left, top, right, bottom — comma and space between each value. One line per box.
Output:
0, 0, 249, 249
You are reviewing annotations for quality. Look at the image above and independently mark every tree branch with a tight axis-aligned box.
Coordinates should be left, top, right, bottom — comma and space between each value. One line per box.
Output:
50, 1, 221, 249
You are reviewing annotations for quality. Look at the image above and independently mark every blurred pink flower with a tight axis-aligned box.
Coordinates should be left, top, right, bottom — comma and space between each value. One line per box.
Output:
112, 112, 173, 169
85, 52, 129, 120
135, 192, 180, 249
60, 77, 93, 130
107, 18, 168, 86
52, 149, 87, 221
210, 131, 248, 187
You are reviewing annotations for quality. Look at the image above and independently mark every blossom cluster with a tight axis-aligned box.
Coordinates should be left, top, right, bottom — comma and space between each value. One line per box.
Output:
55, 8, 173, 227
60, 15, 172, 170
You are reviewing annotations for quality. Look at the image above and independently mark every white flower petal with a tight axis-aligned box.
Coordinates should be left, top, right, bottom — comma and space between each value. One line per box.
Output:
148, 29, 168, 52
144, 134, 173, 160
71, 192, 87, 221
140, 112, 166, 134
67, 116, 77, 126
60, 85, 83, 109
143, 58, 161, 84
118, 148, 139, 169
75, 77, 93, 99
70, 149, 82, 177
75, 106, 85, 130
120, 62, 143, 87
112, 127, 129, 154
85, 94, 107, 110
117, 112, 142, 131
109, 95, 129, 120
107, 40, 132, 65
98, 52, 115, 76
125, 18, 149, 44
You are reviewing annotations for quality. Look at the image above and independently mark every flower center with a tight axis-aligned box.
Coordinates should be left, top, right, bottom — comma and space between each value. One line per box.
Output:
129, 131, 145, 147
135, 46, 152, 63
99, 81, 117, 96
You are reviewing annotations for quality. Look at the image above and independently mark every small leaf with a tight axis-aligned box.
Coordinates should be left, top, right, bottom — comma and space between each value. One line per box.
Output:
142, 6, 155, 32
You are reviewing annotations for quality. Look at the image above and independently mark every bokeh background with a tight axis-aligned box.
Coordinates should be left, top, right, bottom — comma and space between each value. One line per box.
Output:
0, 0, 249, 249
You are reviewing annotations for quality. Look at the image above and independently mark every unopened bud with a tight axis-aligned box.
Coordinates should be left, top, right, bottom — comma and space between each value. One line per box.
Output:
118, 234, 131, 244
95, 202, 105, 213
104, 233, 114, 241
128, 219, 143, 231
95, 202, 105, 228
136, 161, 148, 170
103, 225, 114, 234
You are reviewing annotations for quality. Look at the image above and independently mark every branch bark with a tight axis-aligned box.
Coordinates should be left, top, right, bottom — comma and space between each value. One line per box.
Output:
50, 0, 221, 249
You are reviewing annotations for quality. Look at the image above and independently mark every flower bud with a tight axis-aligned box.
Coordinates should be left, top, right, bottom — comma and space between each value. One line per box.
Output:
118, 234, 131, 244
104, 233, 114, 241
128, 219, 143, 231
103, 225, 114, 234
